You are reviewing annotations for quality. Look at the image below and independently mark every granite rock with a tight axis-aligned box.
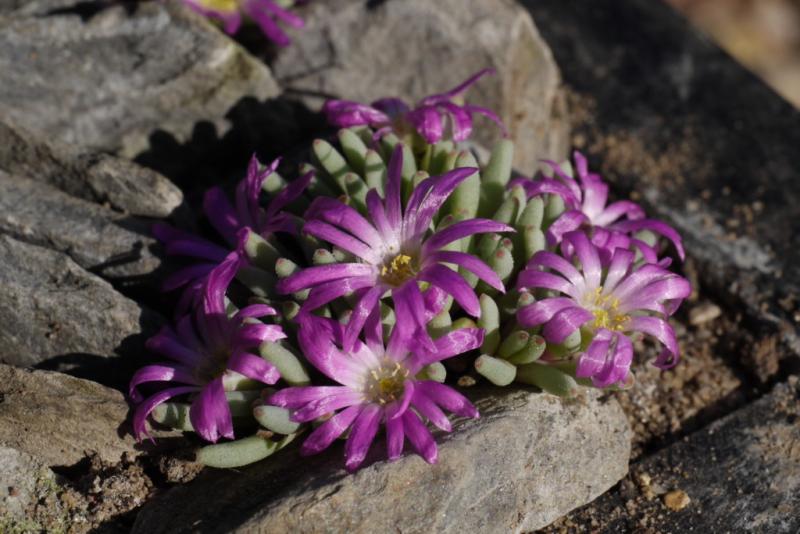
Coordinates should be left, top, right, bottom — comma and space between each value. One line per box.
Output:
132, 389, 630, 533
0, 0, 279, 158
0, 447, 54, 520
550, 378, 800, 532
0, 235, 161, 374
0, 120, 182, 218
271, 0, 569, 173
0, 170, 160, 279
0, 365, 140, 467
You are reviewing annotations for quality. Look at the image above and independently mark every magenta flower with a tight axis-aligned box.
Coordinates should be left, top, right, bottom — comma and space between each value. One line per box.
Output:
323, 68, 506, 144
516, 231, 691, 387
511, 151, 684, 263
155, 155, 311, 312
130, 252, 285, 442
181, 0, 305, 46
277, 145, 512, 350
269, 313, 482, 471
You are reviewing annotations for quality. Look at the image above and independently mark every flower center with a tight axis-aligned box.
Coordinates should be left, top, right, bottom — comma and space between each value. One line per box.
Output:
587, 287, 630, 331
380, 254, 416, 287
198, 0, 240, 11
195, 349, 229, 383
364, 360, 409, 405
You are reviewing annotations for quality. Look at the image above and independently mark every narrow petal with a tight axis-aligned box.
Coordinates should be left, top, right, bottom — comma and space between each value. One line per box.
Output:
515, 270, 578, 299
546, 210, 588, 245
612, 219, 686, 261
542, 306, 594, 344
301, 404, 363, 455
189, 377, 234, 443
264, 169, 313, 223
385, 414, 405, 461
424, 220, 514, 254
343, 285, 385, 352
592, 333, 633, 388
525, 250, 585, 290
418, 264, 480, 316
129, 364, 199, 402
563, 231, 602, 290
203, 187, 241, 245
269, 386, 355, 409
145, 327, 201, 367
401, 411, 438, 464
385, 380, 415, 421
409, 167, 478, 238
227, 352, 280, 385
385, 146, 404, 230
303, 220, 380, 263
411, 328, 484, 370
414, 380, 478, 419
411, 389, 452, 431
517, 297, 576, 328
408, 106, 444, 144
306, 197, 383, 249
132, 386, 198, 441
628, 316, 681, 369
426, 250, 504, 292
291, 390, 364, 423
602, 247, 635, 294
235, 323, 287, 347
233, 304, 277, 322
576, 329, 613, 380
277, 263, 376, 294
345, 404, 383, 471
302, 275, 380, 312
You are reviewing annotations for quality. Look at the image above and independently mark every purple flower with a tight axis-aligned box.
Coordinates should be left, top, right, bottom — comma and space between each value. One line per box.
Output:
155, 155, 311, 312
181, 0, 305, 46
269, 312, 483, 471
130, 251, 286, 442
277, 145, 512, 351
516, 231, 691, 387
511, 151, 684, 263
323, 68, 507, 144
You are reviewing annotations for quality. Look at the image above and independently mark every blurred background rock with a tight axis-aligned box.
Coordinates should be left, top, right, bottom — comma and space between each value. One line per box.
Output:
667, 0, 800, 108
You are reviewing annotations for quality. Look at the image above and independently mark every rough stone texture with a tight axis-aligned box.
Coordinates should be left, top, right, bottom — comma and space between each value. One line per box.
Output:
0, 446, 54, 519
0, 170, 160, 279
271, 0, 569, 174
132, 389, 630, 533
0, 0, 280, 159
0, 119, 182, 218
0, 235, 161, 374
549, 377, 800, 532
523, 0, 800, 379
0, 365, 140, 467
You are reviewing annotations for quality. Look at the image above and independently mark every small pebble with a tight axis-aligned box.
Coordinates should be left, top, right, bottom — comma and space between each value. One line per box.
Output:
689, 303, 721, 326
457, 376, 476, 388
663, 489, 690, 511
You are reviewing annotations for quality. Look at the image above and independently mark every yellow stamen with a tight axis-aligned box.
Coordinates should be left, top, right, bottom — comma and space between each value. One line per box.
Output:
587, 287, 630, 331
365, 360, 410, 405
380, 254, 415, 287
198, 0, 239, 12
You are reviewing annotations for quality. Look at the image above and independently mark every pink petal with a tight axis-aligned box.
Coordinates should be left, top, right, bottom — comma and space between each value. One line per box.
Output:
301, 404, 363, 456
189, 377, 234, 443
344, 404, 383, 471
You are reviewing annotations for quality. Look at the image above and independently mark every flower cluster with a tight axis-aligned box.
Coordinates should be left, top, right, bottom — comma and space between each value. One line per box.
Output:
181, 0, 306, 45
131, 69, 690, 472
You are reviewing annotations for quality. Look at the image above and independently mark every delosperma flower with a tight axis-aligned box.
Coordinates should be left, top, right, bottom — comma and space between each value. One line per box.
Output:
130, 251, 285, 442
511, 151, 684, 262
516, 230, 691, 387
277, 145, 513, 350
269, 312, 483, 471
323, 68, 507, 144
182, 0, 305, 46
155, 155, 311, 311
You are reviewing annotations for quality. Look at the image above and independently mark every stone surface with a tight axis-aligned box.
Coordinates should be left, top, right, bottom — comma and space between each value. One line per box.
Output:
0, 0, 279, 159
132, 389, 630, 533
523, 0, 800, 380
0, 235, 161, 376
546, 378, 800, 532
0, 365, 140, 467
0, 170, 160, 279
0, 446, 54, 519
271, 0, 569, 173
0, 119, 182, 218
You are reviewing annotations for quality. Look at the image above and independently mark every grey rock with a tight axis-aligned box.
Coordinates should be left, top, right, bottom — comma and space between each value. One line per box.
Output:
0, 0, 279, 159
132, 389, 630, 533
271, 0, 569, 173
0, 365, 139, 466
0, 120, 182, 218
0, 235, 161, 371
0, 170, 159, 279
0, 446, 54, 519
554, 377, 800, 532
